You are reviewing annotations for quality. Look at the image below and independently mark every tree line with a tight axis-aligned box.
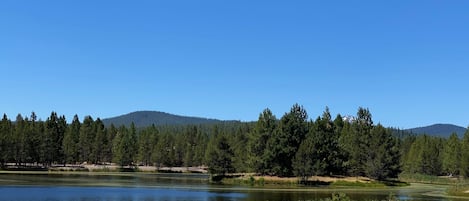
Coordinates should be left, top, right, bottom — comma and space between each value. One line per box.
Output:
0, 104, 468, 181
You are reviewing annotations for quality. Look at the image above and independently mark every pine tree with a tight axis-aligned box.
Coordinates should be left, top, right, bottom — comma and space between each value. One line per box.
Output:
93, 118, 106, 163
231, 124, 250, 173
137, 125, 158, 166
293, 107, 342, 179
13, 114, 25, 165
248, 108, 277, 174
404, 135, 444, 175
103, 124, 118, 163
63, 115, 80, 164
112, 125, 136, 166
153, 131, 175, 167
205, 131, 234, 175
460, 128, 469, 177
193, 128, 208, 166
267, 104, 308, 176
79, 116, 94, 163
293, 136, 314, 181
364, 124, 400, 180
42, 112, 65, 166
346, 107, 373, 176
182, 125, 197, 167
316, 107, 341, 175
0, 114, 12, 167
442, 133, 461, 176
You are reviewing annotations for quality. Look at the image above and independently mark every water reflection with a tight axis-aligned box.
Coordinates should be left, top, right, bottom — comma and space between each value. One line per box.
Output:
0, 186, 249, 201
0, 173, 462, 201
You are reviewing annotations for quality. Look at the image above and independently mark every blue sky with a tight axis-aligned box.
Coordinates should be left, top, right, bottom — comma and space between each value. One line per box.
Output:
1, 1, 468, 129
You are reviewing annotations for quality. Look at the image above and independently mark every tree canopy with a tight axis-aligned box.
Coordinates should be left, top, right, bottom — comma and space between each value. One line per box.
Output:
0, 105, 467, 181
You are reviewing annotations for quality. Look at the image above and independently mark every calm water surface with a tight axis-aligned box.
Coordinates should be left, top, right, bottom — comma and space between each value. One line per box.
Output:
0, 173, 465, 201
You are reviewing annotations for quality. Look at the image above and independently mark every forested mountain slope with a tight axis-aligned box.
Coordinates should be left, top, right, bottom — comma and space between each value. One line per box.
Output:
102, 111, 232, 127
406, 124, 467, 138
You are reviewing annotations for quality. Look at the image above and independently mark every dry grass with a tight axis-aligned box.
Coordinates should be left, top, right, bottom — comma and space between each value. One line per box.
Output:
246, 175, 373, 183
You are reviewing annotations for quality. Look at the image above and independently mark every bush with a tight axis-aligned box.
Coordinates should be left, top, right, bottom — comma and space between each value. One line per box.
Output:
320, 192, 400, 201
258, 177, 265, 186
322, 193, 351, 201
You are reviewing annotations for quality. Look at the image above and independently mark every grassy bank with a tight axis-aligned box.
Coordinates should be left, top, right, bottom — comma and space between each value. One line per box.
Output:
218, 175, 408, 188
445, 182, 469, 197
398, 173, 469, 198
398, 173, 461, 185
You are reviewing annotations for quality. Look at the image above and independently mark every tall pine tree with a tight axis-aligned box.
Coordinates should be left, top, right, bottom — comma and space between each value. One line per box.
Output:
442, 133, 461, 176
63, 115, 80, 163
266, 104, 308, 176
248, 108, 277, 174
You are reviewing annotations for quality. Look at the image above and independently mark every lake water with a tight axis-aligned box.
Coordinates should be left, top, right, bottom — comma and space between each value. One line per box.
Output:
0, 173, 465, 201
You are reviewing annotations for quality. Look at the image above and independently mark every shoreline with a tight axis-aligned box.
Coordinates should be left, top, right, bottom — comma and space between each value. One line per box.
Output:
0, 164, 208, 174
2, 171, 467, 199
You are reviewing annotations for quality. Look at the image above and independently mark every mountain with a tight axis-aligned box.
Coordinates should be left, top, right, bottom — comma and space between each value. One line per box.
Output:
406, 124, 467, 138
102, 111, 230, 127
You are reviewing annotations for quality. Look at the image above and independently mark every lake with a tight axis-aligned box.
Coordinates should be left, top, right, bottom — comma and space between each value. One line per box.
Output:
0, 172, 465, 201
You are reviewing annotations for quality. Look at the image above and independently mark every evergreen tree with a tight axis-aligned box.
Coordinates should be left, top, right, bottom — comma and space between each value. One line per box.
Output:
104, 124, 118, 163
338, 121, 352, 172
93, 118, 107, 163
423, 137, 444, 175
182, 125, 197, 167
25, 112, 41, 164
403, 135, 443, 175
364, 124, 400, 180
13, 114, 25, 165
0, 114, 12, 166
248, 108, 277, 174
333, 114, 344, 135
63, 115, 80, 164
442, 133, 461, 176
137, 125, 158, 166
399, 135, 416, 173
205, 131, 234, 175
231, 124, 250, 173
173, 132, 185, 166
79, 116, 95, 163
153, 131, 175, 167
128, 123, 138, 164
293, 107, 342, 179
332, 114, 346, 174
112, 125, 136, 166
42, 112, 66, 165
267, 104, 308, 176
293, 136, 314, 181
460, 128, 469, 177
193, 128, 208, 166
341, 107, 373, 176
316, 107, 342, 175
57, 115, 67, 164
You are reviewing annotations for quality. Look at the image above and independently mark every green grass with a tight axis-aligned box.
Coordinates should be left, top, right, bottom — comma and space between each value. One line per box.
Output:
446, 182, 469, 197
399, 173, 469, 197
331, 180, 386, 188
220, 176, 408, 188
220, 176, 297, 186
398, 173, 459, 185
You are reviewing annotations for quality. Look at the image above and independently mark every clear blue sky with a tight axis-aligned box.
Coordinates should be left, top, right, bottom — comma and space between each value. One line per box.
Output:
1, 1, 468, 129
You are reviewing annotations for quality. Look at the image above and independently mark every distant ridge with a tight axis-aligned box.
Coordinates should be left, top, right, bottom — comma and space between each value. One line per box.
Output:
102, 111, 232, 127
406, 124, 467, 138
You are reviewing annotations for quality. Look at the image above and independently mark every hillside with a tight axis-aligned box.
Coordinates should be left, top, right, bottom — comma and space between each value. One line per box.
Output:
406, 124, 467, 138
102, 111, 229, 127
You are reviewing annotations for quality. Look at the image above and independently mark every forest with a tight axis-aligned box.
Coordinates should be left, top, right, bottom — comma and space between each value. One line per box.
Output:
1, 104, 468, 181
